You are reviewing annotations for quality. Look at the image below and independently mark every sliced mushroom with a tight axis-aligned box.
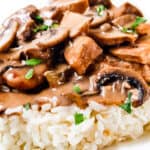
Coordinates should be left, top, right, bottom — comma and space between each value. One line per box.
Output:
64, 93, 87, 108
64, 36, 102, 74
96, 66, 149, 107
44, 64, 73, 87
0, 21, 19, 52
39, 6, 62, 21
3, 5, 38, 44
89, 23, 137, 46
142, 65, 150, 83
112, 2, 143, 18
9, 43, 52, 64
112, 14, 136, 28
50, 0, 89, 14
111, 37, 150, 65
89, 0, 113, 8
7, 42, 41, 61
60, 11, 91, 38
84, 5, 111, 27
2, 64, 47, 90
34, 27, 69, 48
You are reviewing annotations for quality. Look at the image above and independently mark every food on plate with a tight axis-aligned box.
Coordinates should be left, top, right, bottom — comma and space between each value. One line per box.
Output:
0, 0, 150, 149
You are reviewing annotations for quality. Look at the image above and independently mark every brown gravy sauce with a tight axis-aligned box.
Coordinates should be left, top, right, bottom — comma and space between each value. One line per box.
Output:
0, 76, 127, 112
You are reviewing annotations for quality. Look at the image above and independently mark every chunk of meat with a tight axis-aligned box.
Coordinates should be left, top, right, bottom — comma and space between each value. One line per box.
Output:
60, 11, 91, 38
50, 0, 89, 14
112, 2, 143, 18
64, 36, 102, 74
2, 64, 47, 90
89, 0, 113, 8
111, 38, 150, 65
89, 23, 137, 46
0, 21, 19, 52
84, 5, 111, 27
96, 66, 149, 107
112, 14, 136, 28
3, 5, 38, 44
34, 27, 69, 48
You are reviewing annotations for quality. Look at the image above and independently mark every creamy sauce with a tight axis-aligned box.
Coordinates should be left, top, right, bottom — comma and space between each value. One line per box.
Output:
0, 75, 130, 112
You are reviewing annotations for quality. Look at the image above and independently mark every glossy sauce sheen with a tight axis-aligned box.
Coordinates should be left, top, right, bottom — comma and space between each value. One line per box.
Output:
0, 0, 149, 112
0, 75, 127, 111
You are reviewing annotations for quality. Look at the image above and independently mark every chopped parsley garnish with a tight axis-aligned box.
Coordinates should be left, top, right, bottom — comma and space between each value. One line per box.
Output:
120, 27, 135, 34
120, 16, 147, 34
35, 15, 44, 24
131, 16, 147, 30
23, 103, 31, 110
120, 92, 132, 114
73, 85, 81, 94
96, 5, 106, 16
50, 23, 59, 29
74, 112, 85, 125
25, 58, 42, 66
33, 24, 49, 33
25, 69, 34, 80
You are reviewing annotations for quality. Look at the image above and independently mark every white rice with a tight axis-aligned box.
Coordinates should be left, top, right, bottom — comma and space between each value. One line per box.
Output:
0, 99, 150, 150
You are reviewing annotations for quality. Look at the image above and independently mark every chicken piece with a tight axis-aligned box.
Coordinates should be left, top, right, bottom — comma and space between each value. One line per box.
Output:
84, 5, 111, 27
0, 21, 19, 52
50, 0, 89, 14
112, 2, 143, 18
60, 11, 91, 38
89, 23, 137, 46
64, 36, 102, 74
3, 5, 38, 44
2, 64, 47, 90
96, 66, 149, 107
34, 27, 69, 48
111, 38, 150, 65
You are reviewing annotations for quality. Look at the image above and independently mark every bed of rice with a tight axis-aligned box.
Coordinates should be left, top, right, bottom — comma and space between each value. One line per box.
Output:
0, 99, 150, 150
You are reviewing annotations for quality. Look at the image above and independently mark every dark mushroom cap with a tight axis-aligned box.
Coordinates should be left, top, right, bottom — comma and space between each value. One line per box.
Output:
96, 66, 149, 107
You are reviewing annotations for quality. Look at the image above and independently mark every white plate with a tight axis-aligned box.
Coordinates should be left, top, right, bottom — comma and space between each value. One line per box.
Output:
0, 0, 149, 149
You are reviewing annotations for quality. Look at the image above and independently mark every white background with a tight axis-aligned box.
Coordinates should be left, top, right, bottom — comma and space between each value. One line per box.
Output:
0, 0, 149, 150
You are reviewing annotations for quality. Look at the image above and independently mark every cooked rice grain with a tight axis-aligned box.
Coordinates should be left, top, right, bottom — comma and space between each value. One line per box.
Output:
0, 100, 150, 150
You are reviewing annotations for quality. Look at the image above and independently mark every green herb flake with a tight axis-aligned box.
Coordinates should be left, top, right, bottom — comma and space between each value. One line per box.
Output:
25, 69, 34, 80
74, 112, 85, 125
23, 103, 31, 110
73, 85, 81, 94
50, 23, 59, 29
33, 24, 49, 33
131, 16, 147, 30
35, 15, 44, 24
120, 27, 135, 34
25, 58, 42, 66
96, 5, 106, 16
120, 92, 132, 114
